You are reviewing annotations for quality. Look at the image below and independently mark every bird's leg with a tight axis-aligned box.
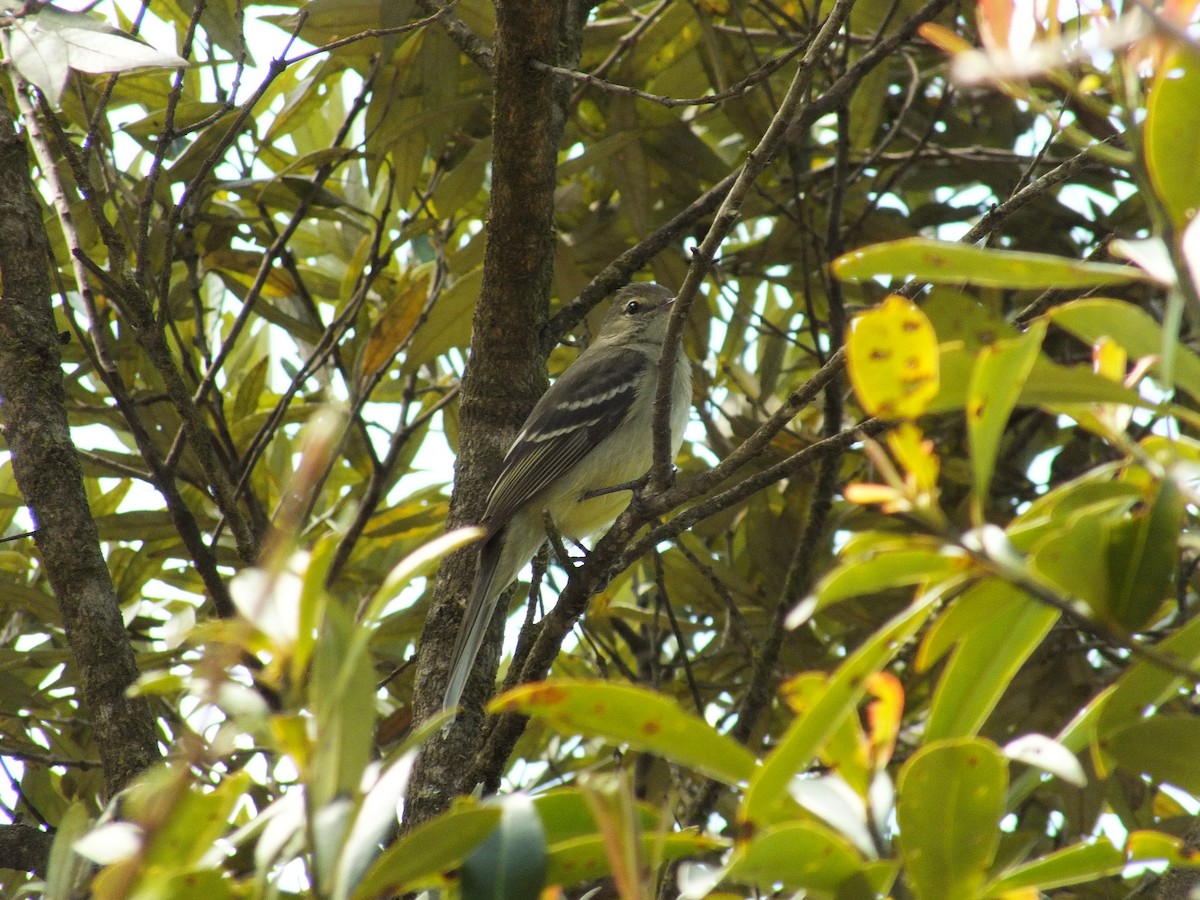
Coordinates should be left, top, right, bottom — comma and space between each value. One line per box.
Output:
541, 508, 582, 569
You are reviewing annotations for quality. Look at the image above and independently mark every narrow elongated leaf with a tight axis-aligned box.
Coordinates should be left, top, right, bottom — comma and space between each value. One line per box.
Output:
543, 832, 720, 888
1049, 298, 1200, 400
493, 681, 755, 786
1105, 478, 1183, 631
925, 581, 1058, 741
833, 238, 1152, 288
810, 548, 971, 612
1097, 611, 1200, 738
724, 821, 876, 892
984, 839, 1124, 893
967, 323, 1046, 522
742, 597, 936, 826
351, 806, 502, 900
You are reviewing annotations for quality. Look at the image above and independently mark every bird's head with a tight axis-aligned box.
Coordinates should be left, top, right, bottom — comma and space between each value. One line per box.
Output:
594, 283, 676, 347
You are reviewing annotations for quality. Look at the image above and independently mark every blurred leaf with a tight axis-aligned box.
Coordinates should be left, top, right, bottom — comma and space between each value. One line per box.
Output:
1048, 297, 1200, 399
1003, 734, 1087, 787
724, 821, 883, 892
310, 602, 376, 810
896, 739, 1006, 900
983, 839, 1125, 893
833, 238, 1153, 288
43, 804, 92, 900
1104, 477, 1182, 631
1097, 611, 1200, 738
543, 831, 720, 888
352, 805, 502, 899
461, 794, 547, 900
492, 681, 756, 786
1104, 716, 1200, 794
1144, 49, 1200, 231
809, 546, 970, 614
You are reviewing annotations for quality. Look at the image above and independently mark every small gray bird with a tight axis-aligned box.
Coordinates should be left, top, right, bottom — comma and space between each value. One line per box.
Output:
443, 283, 692, 712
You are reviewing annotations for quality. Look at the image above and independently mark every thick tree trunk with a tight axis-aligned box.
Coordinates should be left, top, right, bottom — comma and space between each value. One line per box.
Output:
0, 95, 160, 808
405, 0, 589, 824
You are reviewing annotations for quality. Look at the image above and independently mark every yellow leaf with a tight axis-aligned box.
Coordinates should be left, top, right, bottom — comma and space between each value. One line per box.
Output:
844, 483, 904, 506
846, 295, 940, 419
886, 423, 940, 494
1092, 336, 1127, 382
205, 248, 300, 300
919, 22, 975, 55
865, 672, 904, 769
361, 274, 431, 380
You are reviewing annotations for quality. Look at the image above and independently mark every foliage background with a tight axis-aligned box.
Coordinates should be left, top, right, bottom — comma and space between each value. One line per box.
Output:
0, 0, 1198, 896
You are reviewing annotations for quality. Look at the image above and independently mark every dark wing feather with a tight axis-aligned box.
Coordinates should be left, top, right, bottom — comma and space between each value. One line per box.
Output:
481, 347, 647, 527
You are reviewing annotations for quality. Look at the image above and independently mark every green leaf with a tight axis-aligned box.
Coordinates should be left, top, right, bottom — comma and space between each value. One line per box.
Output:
810, 548, 971, 612
1145, 49, 1200, 231
742, 597, 937, 826
1098, 611, 1200, 738
127, 767, 250, 870
351, 805, 502, 900
43, 804, 92, 900
1029, 512, 1111, 615
332, 754, 415, 900
543, 831, 720, 888
532, 788, 673, 845
461, 795, 547, 900
925, 581, 1058, 741
967, 322, 1046, 522
1126, 829, 1200, 867
1104, 477, 1183, 632
1104, 716, 1200, 794
931, 349, 1147, 415
492, 681, 755, 786
897, 739, 1006, 900
1048, 298, 1200, 400
724, 821, 876, 892
983, 839, 1124, 893
310, 602, 376, 811
832, 238, 1153, 288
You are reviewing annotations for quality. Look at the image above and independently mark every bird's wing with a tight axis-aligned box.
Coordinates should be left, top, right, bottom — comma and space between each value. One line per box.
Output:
481, 346, 647, 528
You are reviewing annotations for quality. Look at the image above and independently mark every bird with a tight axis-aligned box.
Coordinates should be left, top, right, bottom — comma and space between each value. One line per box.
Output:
442, 282, 692, 713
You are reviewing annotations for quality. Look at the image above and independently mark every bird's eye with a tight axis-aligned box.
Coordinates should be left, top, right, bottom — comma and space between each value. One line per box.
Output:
625, 300, 641, 315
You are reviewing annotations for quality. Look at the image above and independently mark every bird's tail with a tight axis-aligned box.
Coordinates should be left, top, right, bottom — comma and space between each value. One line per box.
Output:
442, 532, 503, 713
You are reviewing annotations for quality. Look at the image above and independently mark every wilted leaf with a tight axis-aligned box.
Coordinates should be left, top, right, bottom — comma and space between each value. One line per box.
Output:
846, 294, 940, 418
361, 274, 431, 381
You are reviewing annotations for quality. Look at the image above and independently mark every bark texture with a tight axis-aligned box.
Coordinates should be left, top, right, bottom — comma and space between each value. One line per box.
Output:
405, 0, 590, 825
0, 95, 159, 804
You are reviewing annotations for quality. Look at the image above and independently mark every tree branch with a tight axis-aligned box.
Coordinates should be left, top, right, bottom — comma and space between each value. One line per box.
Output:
0, 94, 159, 803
